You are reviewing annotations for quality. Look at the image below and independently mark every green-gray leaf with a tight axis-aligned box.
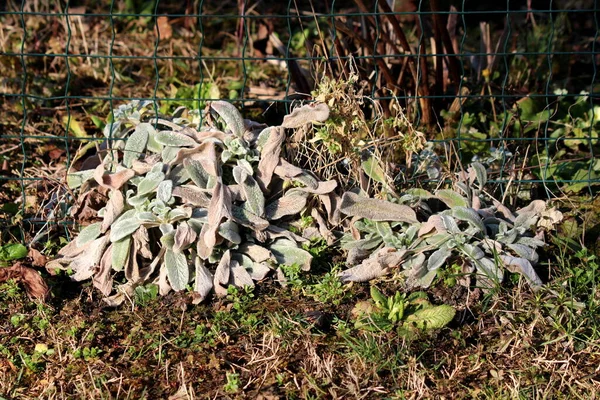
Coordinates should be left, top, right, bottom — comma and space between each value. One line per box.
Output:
211, 101, 245, 137
427, 247, 451, 271
340, 192, 418, 223
436, 189, 469, 208
269, 240, 313, 271
111, 236, 131, 271
76, 222, 103, 247
164, 249, 189, 291
123, 123, 151, 167
452, 206, 485, 233
155, 130, 198, 147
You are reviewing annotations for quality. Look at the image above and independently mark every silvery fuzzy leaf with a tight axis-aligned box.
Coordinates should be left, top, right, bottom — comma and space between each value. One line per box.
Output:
507, 243, 539, 264
230, 262, 255, 288
76, 222, 102, 247
423, 233, 452, 248
403, 188, 434, 200
213, 250, 232, 297
480, 238, 503, 254
427, 247, 451, 271
516, 236, 546, 248
147, 127, 165, 153
123, 122, 151, 167
341, 236, 383, 251
264, 193, 307, 220
476, 257, 504, 282
160, 223, 174, 235
237, 243, 273, 263
461, 244, 485, 260
137, 212, 158, 223
269, 239, 313, 271
110, 212, 141, 242
67, 170, 95, 189
373, 221, 393, 240
402, 253, 426, 271
168, 164, 190, 185
231, 204, 270, 230
233, 166, 265, 217
183, 158, 210, 189
157, 180, 173, 203
162, 146, 180, 164
111, 236, 131, 272
500, 255, 543, 287
436, 189, 469, 208
470, 162, 487, 187
127, 193, 149, 207
281, 103, 329, 128
217, 220, 242, 244
173, 222, 197, 253
167, 206, 193, 222
193, 257, 213, 304
211, 101, 245, 137
101, 190, 125, 233
496, 228, 518, 245
247, 262, 271, 281
155, 130, 198, 147
137, 170, 165, 196
414, 270, 438, 289
513, 213, 539, 230
452, 206, 486, 233
455, 181, 470, 197
172, 185, 211, 207
160, 229, 175, 250
339, 191, 418, 223
256, 126, 273, 150
237, 159, 254, 175
164, 249, 190, 291
440, 215, 461, 234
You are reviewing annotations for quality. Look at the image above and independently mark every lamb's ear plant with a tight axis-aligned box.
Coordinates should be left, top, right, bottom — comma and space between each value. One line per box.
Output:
338, 162, 562, 290
47, 100, 335, 305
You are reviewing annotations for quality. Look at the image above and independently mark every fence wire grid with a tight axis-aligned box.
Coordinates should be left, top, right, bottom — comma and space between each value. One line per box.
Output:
0, 0, 599, 239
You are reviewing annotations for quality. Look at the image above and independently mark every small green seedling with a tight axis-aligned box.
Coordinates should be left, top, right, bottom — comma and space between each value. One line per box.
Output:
352, 286, 455, 335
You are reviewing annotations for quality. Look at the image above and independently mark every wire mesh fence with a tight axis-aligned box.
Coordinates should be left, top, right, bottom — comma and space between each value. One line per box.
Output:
0, 0, 599, 240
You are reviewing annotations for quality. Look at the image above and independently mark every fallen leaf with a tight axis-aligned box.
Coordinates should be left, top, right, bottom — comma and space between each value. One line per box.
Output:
0, 263, 49, 300
156, 16, 172, 40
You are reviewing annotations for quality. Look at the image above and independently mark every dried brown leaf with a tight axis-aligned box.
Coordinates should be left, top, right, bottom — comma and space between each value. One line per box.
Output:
256, 126, 284, 189
0, 263, 49, 300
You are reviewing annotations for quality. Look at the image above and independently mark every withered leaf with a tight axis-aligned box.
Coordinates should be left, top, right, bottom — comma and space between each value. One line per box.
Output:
256, 126, 284, 189
281, 103, 330, 129
0, 263, 49, 300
